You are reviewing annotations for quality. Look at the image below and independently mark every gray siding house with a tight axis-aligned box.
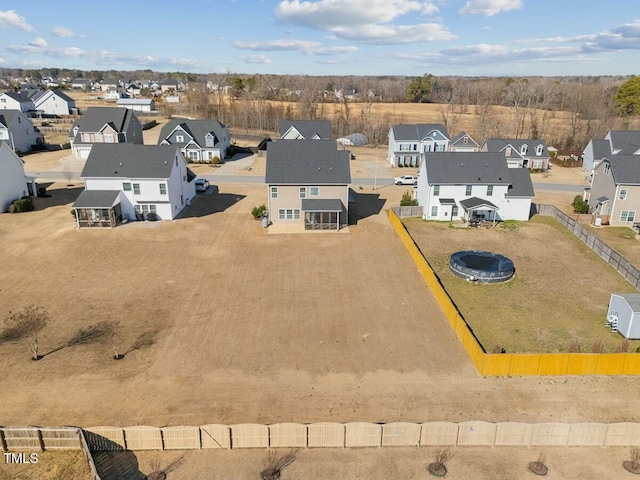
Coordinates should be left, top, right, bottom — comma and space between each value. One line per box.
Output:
158, 119, 230, 162
266, 139, 351, 230
69, 107, 143, 158
279, 120, 331, 140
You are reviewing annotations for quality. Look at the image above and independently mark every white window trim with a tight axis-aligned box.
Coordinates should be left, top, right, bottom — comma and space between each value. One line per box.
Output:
270, 187, 278, 199
310, 186, 320, 196
619, 189, 628, 200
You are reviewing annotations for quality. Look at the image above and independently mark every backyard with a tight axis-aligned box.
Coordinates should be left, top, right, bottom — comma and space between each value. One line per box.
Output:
404, 215, 639, 354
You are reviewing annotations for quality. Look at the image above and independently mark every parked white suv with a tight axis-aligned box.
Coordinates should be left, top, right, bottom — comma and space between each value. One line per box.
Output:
195, 178, 210, 192
394, 175, 417, 186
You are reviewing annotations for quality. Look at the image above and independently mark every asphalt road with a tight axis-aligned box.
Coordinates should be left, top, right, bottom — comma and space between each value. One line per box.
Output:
26, 170, 584, 193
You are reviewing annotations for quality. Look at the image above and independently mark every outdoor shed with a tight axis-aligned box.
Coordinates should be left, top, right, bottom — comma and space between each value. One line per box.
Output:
607, 293, 640, 339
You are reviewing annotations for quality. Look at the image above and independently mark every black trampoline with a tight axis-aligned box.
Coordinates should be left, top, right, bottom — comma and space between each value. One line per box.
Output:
449, 250, 514, 283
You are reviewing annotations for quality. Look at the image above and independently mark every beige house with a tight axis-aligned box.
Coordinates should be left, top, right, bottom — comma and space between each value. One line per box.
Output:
265, 140, 351, 230
585, 155, 640, 226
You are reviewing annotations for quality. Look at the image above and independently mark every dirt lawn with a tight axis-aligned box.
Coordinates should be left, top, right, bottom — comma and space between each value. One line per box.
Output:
1, 183, 640, 434
0, 451, 91, 480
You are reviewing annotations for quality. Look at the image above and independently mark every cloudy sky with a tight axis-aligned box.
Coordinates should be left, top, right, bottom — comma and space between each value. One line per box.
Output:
0, 0, 639, 76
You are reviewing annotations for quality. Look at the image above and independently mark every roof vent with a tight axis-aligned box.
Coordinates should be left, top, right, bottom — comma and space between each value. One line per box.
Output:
119, 162, 123, 166
329, 167, 333, 170
164, 160, 167, 165
461, 163, 464, 167
318, 167, 321, 171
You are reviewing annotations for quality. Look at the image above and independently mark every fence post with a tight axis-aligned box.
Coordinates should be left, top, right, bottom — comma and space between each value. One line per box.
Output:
0, 429, 6, 452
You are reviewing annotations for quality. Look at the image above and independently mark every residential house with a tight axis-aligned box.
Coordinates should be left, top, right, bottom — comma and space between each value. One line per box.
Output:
582, 138, 612, 172
158, 119, 230, 162
116, 98, 155, 112
71, 78, 91, 90
387, 124, 450, 167
68, 107, 143, 158
73, 144, 196, 227
415, 152, 534, 222
0, 110, 43, 153
29, 89, 77, 116
482, 138, 550, 170
0, 92, 36, 113
160, 80, 183, 93
101, 79, 119, 92
449, 132, 480, 152
279, 120, 331, 140
265, 139, 351, 230
0, 142, 36, 212
583, 130, 640, 171
584, 155, 640, 226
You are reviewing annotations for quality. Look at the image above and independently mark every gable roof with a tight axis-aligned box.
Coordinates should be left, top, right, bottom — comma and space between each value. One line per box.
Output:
266, 139, 351, 185
450, 131, 479, 147
280, 120, 331, 139
484, 138, 548, 157
71, 107, 138, 135
158, 119, 227, 148
1, 91, 33, 104
423, 152, 511, 185
0, 110, 24, 128
607, 130, 640, 155
505, 167, 535, 197
81, 144, 180, 179
585, 138, 612, 159
605, 155, 640, 185
391, 124, 449, 141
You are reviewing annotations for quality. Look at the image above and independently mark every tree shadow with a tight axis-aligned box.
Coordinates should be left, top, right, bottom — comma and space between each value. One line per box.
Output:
348, 189, 387, 225
124, 330, 159, 356
180, 193, 246, 218
41, 321, 118, 359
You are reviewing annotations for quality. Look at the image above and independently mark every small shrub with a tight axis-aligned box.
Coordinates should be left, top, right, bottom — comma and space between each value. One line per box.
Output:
400, 191, 418, 206
70, 208, 76, 217
571, 195, 589, 214
37, 187, 47, 197
211, 156, 221, 165
146, 212, 158, 221
7, 204, 16, 213
251, 204, 267, 219
12, 197, 34, 212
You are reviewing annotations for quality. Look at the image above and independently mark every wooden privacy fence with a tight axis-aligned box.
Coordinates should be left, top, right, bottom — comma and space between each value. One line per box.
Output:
387, 208, 640, 376
5, 423, 640, 452
537, 204, 640, 291
0, 427, 100, 480
391, 205, 423, 219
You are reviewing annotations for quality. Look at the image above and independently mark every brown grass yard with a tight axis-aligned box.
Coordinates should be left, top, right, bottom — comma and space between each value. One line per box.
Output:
404, 216, 639, 354
0, 451, 91, 480
585, 224, 640, 268
3, 183, 640, 434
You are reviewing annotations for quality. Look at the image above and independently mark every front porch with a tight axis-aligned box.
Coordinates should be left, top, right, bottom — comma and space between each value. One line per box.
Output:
72, 190, 122, 228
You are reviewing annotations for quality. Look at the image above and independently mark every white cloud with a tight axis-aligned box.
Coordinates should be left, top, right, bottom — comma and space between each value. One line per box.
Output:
233, 39, 320, 51
273, 0, 448, 44
0, 10, 33, 31
459, 0, 523, 16
51, 26, 80, 38
29, 37, 48, 48
332, 23, 455, 44
303, 45, 358, 55
275, 0, 438, 28
239, 54, 272, 64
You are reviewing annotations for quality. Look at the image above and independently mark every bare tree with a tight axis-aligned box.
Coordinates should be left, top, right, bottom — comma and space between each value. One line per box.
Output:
3, 305, 51, 360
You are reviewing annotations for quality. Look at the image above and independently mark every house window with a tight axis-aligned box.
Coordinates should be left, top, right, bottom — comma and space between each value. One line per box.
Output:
521, 145, 528, 155
310, 187, 319, 196
104, 134, 114, 143
142, 205, 149, 214
279, 209, 285, 220
81, 133, 91, 142
536, 145, 544, 155
133, 183, 140, 195
505, 147, 512, 156
621, 211, 636, 222
134, 205, 142, 214
270, 187, 278, 199
188, 151, 198, 161
123, 182, 131, 191
150, 205, 157, 213
205, 135, 214, 147
619, 189, 628, 200
175, 156, 179, 167
176, 135, 184, 142
159, 183, 167, 195
413, 144, 418, 151
431, 206, 438, 217
462, 136, 469, 145
433, 185, 440, 196
180, 194, 183, 205
487, 185, 493, 196
452, 205, 459, 217
465, 185, 472, 196
604, 163, 610, 175
299, 187, 306, 198
278, 209, 300, 220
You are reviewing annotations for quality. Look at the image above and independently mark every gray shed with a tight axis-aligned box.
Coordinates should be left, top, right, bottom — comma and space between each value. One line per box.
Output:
607, 293, 640, 339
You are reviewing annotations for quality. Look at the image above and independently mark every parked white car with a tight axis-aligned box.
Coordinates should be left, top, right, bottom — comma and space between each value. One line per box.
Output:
195, 178, 210, 192
394, 175, 417, 186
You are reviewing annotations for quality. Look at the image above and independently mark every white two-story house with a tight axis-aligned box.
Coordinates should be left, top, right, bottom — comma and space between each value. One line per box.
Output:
387, 124, 450, 167
0, 110, 43, 153
415, 152, 534, 222
72, 144, 196, 227
0, 92, 36, 113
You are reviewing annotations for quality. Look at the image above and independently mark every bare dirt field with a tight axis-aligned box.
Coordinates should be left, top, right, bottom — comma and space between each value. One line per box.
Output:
405, 215, 638, 353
